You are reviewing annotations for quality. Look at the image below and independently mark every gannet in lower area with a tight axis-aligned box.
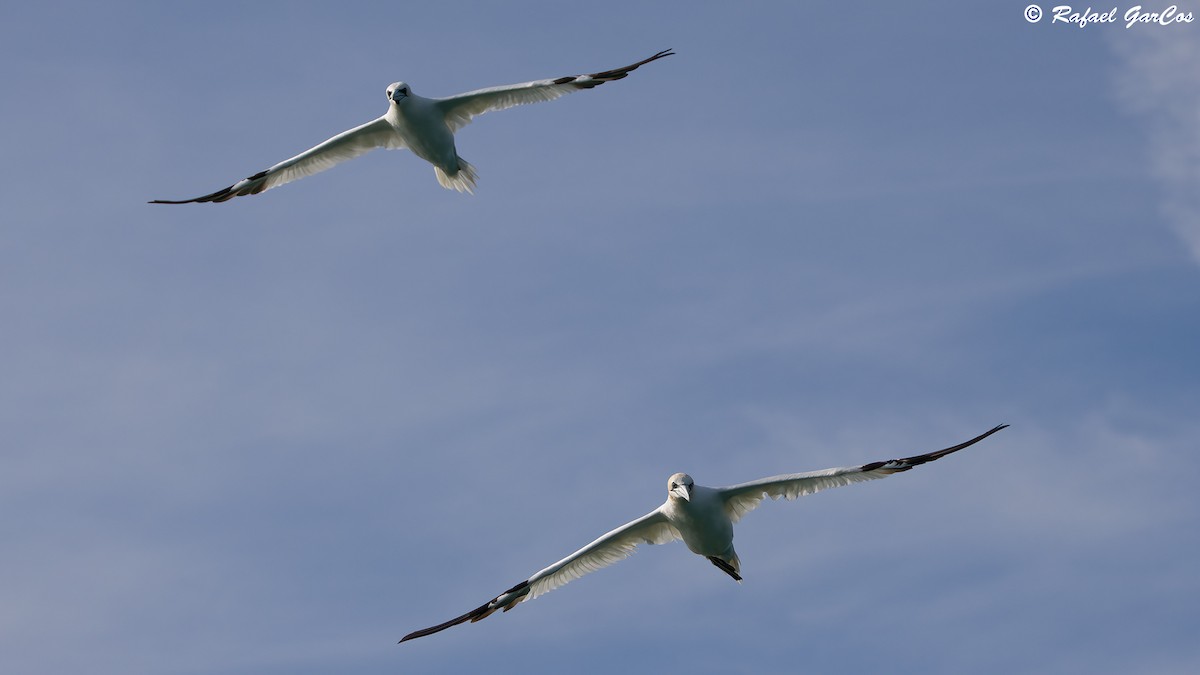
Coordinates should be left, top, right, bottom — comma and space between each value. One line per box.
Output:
399, 424, 1007, 642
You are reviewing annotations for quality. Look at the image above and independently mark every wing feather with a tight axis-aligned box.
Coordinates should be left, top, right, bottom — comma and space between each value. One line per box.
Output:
399, 508, 679, 642
150, 117, 401, 204
437, 49, 673, 132
526, 509, 679, 600
719, 425, 1008, 523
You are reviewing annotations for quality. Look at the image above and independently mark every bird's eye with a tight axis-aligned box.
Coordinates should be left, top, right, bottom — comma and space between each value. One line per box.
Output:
670, 483, 678, 490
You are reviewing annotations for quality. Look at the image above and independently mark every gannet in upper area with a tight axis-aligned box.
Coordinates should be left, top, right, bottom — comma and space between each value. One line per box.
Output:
399, 424, 1007, 642
150, 49, 674, 203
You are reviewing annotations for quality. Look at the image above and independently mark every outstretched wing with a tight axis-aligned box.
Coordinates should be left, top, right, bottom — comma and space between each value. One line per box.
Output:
399, 508, 679, 643
150, 117, 401, 204
718, 425, 1008, 524
437, 49, 674, 132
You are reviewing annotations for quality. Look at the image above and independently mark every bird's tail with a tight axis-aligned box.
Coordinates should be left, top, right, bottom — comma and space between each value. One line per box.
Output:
434, 158, 478, 194
708, 555, 742, 582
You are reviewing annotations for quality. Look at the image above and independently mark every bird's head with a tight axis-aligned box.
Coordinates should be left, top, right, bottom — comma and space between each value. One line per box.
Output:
667, 473, 694, 502
387, 82, 411, 104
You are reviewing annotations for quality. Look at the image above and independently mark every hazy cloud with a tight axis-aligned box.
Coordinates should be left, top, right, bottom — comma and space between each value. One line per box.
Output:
1111, 28, 1200, 261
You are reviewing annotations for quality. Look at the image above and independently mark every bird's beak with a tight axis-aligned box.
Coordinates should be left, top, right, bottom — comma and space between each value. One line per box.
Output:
671, 485, 691, 502
391, 91, 407, 103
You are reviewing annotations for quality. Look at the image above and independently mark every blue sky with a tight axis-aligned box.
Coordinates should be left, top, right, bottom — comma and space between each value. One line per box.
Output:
2, 1, 1199, 673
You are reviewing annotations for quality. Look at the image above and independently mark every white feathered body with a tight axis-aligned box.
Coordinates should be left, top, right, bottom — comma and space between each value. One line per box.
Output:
663, 487, 740, 573
387, 95, 478, 193
388, 96, 457, 169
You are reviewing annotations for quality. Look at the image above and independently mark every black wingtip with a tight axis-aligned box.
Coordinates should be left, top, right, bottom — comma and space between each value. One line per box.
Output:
398, 602, 490, 643
639, 48, 675, 65
147, 186, 236, 205
905, 424, 1009, 465
861, 424, 1008, 474
582, 49, 677, 85
399, 580, 531, 644
978, 423, 1009, 439
149, 170, 268, 204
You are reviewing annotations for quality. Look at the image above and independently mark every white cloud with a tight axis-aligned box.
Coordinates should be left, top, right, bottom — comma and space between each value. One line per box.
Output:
1110, 26, 1200, 261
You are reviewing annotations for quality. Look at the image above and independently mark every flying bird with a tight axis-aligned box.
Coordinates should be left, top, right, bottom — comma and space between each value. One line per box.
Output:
149, 49, 674, 203
399, 424, 1007, 643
